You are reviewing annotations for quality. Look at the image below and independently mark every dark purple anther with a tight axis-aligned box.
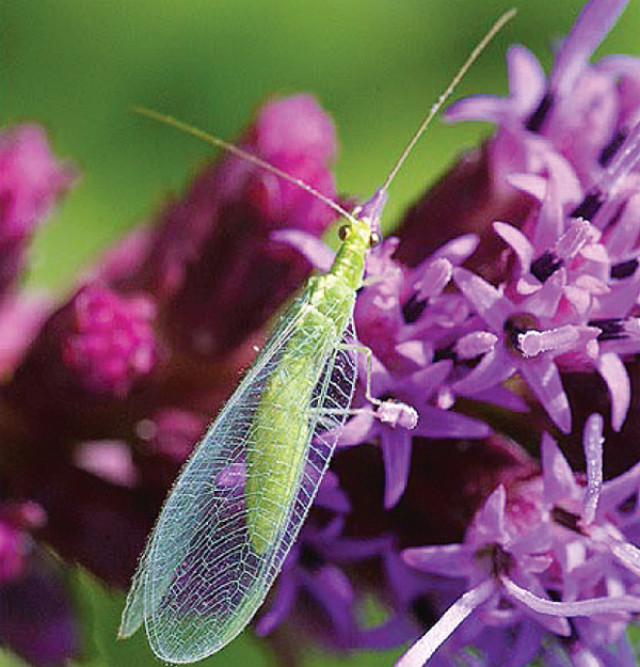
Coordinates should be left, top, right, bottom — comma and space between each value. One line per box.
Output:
525, 92, 554, 133
530, 250, 563, 283
551, 506, 583, 533
610, 258, 638, 280
402, 293, 427, 324
599, 129, 628, 166
570, 190, 605, 220
589, 317, 626, 341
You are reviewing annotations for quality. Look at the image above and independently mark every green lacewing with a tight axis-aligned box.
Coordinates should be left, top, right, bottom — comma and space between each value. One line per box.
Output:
119, 10, 515, 663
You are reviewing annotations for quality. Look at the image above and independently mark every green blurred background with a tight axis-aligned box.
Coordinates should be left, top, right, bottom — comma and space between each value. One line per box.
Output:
2, 0, 639, 665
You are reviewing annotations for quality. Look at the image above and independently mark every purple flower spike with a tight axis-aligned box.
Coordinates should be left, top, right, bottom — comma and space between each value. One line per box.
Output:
61, 285, 158, 398
0, 125, 76, 296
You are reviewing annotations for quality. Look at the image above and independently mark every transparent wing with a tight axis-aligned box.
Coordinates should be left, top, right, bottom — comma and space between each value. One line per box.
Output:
121, 293, 357, 663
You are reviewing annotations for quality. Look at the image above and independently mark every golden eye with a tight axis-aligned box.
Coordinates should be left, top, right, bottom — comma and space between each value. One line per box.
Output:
369, 231, 381, 247
338, 224, 351, 240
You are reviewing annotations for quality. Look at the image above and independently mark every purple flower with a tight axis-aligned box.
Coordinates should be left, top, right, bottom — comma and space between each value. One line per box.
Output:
0, 125, 75, 297
339, 353, 489, 509
445, 0, 633, 177
451, 265, 601, 434
256, 474, 368, 650
61, 285, 159, 398
0, 502, 78, 667
399, 414, 640, 666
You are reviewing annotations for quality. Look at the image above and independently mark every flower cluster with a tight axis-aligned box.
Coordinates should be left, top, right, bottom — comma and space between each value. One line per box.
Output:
3, 0, 640, 666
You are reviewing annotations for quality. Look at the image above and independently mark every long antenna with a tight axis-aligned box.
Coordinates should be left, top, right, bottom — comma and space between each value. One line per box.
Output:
380, 8, 517, 193
133, 106, 357, 223
135, 8, 515, 222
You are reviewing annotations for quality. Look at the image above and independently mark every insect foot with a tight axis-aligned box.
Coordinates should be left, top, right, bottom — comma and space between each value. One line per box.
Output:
374, 400, 419, 430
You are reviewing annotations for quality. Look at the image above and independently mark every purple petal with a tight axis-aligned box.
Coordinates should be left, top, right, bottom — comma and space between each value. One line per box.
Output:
356, 614, 417, 651
520, 268, 565, 319
301, 565, 355, 642
508, 173, 548, 201
453, 267, 514, 331
411, 360, 453, 399
414, 258, 452, 300
355, 187, 388, 238
395, 580, 495, 667
337, 412, 375, 448
444, 95, 512, 124
453, 344, 517, 395
254, 94, 337, 162
599, 460, 640, 515
600, 190, 640, 257
454, 331, 497, 361
432, 233, 479, 264
402, 543, 472, 576
270, 228, 335, 272
541, 433, 580, 506
74, 440, 137, 487
596, 352, 630, 432
550, 0, 632, 98
610, 541, 640, 578
520, 357, 572, 434
508, 45, 547, 114
501, 574, 640, 615
414, 406, 490, 440
255, 575, 298, 636
472, 485, 508, 544
469, 386, 529, 412
493, 221, 534, 272
381, 429, 413, 509
582, 413, 604, 525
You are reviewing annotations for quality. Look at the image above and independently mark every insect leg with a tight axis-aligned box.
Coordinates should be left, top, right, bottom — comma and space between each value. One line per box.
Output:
335, 343, 378, 405
336, 343, 419, 430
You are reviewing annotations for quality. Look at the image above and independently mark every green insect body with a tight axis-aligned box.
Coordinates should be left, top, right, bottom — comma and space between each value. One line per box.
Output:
119, 206, 380, 663
245, 218, 369, 554
121, 13, 514, 661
